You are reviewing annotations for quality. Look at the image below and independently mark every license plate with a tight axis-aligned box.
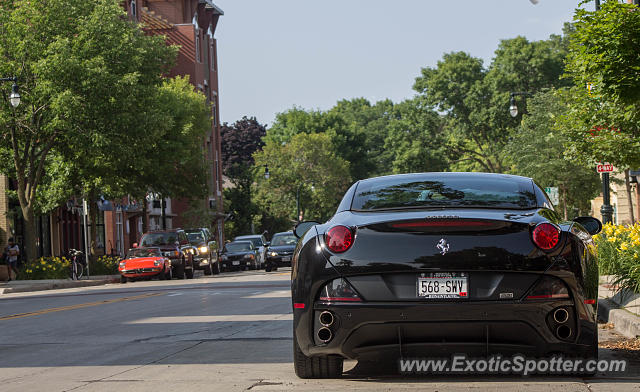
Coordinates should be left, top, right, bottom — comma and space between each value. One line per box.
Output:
417, 273, 468, 298
232, 261, 240, 266
281, 256, 291, 262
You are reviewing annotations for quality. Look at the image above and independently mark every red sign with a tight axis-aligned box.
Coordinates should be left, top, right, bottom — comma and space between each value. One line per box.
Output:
596, 163, 614, 173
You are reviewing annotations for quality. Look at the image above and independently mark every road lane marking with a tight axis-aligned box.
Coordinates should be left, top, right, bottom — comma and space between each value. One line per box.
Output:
128, 313, 293, 324
0, 292, 163, 321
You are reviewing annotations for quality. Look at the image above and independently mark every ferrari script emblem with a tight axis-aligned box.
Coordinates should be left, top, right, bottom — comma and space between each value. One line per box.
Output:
437, 238, 450, 255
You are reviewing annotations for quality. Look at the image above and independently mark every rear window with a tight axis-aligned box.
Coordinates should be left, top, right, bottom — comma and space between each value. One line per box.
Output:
351, 176, 536, 210
140, 233, 178, 246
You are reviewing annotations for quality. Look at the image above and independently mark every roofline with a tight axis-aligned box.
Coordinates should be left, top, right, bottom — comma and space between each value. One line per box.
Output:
201, 0, 224, 15
359, 172, 533, 182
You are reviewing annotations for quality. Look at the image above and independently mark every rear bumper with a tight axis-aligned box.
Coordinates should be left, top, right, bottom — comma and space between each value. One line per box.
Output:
221, 259, 249, 270
296, 300, 597, 360
266, 256, 292, 267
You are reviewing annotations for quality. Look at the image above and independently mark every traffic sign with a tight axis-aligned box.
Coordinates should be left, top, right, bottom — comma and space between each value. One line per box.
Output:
596, 163, 614, 173
544, 187, 559, 205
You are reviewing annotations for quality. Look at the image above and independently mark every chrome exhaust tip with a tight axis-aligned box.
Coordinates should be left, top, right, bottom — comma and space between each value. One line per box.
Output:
556, 325, 572, 340
319, 311, 334, 327
553, 308, 569, 324
317, 327, 333, 343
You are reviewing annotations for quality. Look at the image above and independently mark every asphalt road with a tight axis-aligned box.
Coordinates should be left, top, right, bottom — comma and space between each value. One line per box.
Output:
1, 269, 639, 391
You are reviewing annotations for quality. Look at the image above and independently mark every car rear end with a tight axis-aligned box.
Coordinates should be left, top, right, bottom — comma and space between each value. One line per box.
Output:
292, 173, 598, 370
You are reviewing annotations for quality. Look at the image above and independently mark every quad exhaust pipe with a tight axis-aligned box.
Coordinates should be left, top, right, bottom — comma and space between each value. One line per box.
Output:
317, 327, 333, 343
319, 311, 334, 327
553, 308, 569, 324
556, 325, 572, 340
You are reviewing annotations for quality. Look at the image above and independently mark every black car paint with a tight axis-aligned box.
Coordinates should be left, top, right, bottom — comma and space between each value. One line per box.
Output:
220, 242, 258, 271
291, 173, 599, 363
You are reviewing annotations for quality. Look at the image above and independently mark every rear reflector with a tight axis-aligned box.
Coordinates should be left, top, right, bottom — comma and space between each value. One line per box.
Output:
526, 275, 570, 300
318, 297, 362, 302
293, 303, 305, 309
584, 299, 596, 305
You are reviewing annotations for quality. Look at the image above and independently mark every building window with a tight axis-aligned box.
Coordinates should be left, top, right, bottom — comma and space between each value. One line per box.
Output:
95, 211, 105, 252
193, 13, 201, 63
131, 0, 137, 19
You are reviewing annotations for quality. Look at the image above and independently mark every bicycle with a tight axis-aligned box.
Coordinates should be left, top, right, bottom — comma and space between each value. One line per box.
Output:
69, 249, 86, 280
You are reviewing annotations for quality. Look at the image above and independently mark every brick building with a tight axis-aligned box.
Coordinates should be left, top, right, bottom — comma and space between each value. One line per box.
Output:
0, 0, 225, 260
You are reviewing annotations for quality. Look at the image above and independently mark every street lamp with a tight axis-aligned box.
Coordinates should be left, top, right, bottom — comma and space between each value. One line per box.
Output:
508, 92, 532, 117
1, 77, 20, 108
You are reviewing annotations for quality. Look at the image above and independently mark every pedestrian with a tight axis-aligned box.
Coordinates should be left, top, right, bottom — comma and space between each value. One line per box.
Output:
5, 237, 20, 281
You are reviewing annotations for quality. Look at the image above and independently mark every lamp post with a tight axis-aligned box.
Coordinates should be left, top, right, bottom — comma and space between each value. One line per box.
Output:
508, 92, 532, 117
0, 77, 20, 108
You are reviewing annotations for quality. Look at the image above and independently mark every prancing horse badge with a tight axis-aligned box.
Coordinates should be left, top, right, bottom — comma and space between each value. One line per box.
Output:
437, 238, 450, 255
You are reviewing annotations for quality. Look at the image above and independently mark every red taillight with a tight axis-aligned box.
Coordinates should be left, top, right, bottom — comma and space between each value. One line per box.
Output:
532, 223, 560, 250
325, 225, 354, 253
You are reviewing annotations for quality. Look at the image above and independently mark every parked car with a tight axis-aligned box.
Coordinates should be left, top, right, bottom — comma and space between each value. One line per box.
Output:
220, 240, 258, 271
291, 172, 601, 378
138, 229, 196, 279
234, 234, 268, 269
265, 231, 297, 271
118, 247, 172, 283
185, 228, 220, 275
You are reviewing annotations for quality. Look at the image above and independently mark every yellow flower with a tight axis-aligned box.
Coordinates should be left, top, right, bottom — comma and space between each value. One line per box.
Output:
592, 234, 600, 241
620, 243, 629, 251
607, 236, 618, 243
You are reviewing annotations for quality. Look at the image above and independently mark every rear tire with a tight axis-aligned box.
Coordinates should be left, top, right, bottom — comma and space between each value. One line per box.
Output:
185, 267, 194, 279
293, 331, 343, 379
204, 262, 213, 276
212, 260, 221, 275
174, 263, 185, 279
120, 275, 127, 284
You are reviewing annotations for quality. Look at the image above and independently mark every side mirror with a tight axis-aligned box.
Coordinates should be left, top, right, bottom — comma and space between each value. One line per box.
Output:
132, 243, 138, 248
265, 242, 270, 247
294, 221, 320, 238
175, 241, 180, 247
573, 216, 602, 235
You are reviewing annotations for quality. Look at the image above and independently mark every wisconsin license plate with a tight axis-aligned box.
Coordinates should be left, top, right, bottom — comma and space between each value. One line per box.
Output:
417, 273, 468, 298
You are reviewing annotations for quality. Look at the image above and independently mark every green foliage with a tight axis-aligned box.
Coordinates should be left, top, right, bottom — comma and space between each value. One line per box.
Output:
505, 89, 601, 217
594, 223, 640, 293
18, 256, 70, 280
413, 34, 570, 172
253, 133, 351, 223
560, 2, 640, 169
383, 98, 448, 173
89, 255, 120, 275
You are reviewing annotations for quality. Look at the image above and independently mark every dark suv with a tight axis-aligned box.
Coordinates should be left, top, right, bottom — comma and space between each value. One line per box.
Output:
185, 228, 220, 275
138, 229, 197, 279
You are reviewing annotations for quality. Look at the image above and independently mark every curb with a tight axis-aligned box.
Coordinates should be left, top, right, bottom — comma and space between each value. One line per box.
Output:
598, 297, 640, 339
0, 278, 119, 294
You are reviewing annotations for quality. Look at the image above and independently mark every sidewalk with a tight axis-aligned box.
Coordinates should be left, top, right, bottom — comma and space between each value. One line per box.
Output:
598, 275, 640, 338
0, 275, 120, 295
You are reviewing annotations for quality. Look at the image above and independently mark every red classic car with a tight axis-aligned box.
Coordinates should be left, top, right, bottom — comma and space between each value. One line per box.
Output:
118, 248, 172, 283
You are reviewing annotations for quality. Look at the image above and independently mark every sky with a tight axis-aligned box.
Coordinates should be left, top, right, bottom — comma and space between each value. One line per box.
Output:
211, 0, 589, 126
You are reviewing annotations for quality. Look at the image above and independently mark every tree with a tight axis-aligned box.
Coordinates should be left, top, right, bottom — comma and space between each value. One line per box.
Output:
383, 98, 448, 174
413, 34, 570, 172
220, 117, 267, 236
253, 133, 351, 223
0, 0, 176, 259
505, 89, 601, 218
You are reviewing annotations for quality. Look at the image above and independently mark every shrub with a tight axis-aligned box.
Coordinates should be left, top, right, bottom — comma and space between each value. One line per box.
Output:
89, 255, 121, 275
594, 223, 640, 293
17, 256, 70, 280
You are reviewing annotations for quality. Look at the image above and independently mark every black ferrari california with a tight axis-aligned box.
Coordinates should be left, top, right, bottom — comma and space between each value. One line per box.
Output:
291, 172, 601, 378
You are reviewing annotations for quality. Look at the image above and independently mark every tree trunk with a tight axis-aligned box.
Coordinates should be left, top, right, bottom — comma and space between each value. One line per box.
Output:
142, 198, 149, 234
624, 169, 636, 224
21, 205, 37, 262
561, 184, 568, 220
